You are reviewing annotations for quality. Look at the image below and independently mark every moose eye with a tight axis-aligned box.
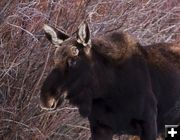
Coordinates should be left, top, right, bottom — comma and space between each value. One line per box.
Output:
67, 58, 77, 68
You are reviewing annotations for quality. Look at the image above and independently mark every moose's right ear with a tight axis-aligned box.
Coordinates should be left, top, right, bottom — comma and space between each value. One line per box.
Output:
43, 24, 69, 46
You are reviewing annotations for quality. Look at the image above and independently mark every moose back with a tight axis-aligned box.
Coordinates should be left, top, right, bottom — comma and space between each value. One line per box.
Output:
40, 22, 180, 140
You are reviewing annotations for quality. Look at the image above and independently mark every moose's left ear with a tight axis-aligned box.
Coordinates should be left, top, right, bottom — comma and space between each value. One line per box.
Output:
77, 21, 91, 47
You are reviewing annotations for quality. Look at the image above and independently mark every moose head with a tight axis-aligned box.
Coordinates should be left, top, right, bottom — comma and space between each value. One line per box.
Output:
40, 22, 94, 116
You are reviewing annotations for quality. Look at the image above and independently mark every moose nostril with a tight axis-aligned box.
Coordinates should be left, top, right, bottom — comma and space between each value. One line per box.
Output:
50, 101, 57, 109
48, 97, 57, 109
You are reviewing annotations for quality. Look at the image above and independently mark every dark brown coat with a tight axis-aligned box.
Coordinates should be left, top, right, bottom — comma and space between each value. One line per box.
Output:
40, 22, 180, 140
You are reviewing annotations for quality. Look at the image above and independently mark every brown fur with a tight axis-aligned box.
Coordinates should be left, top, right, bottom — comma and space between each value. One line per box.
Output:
92, 32, 141, 62
53, 40, 79, 69
92, 32, 180, 71
146, 43, 180, 70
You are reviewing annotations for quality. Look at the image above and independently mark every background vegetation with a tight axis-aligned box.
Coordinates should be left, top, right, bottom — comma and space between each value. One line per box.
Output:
0, 0, 179, 139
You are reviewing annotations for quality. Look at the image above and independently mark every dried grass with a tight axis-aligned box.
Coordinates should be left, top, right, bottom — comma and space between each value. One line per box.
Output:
0, 0, 179, 140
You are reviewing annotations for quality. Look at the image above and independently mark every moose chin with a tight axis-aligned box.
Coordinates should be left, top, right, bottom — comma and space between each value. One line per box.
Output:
40, 21, 180, 140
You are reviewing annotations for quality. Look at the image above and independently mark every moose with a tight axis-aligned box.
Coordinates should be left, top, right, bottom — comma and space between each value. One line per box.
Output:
40, 21, 180, 140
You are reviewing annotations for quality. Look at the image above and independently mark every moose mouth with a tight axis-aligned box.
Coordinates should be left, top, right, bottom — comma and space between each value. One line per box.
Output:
40, 91, 68, 110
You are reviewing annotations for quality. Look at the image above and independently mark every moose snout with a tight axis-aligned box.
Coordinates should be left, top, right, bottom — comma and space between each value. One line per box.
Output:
40, 96, 58, 110
40, 90, 68, 110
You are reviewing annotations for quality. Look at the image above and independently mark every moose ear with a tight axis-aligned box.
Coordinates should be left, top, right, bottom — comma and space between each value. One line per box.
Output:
77, 21, 91, 46
43, 24, 69, 46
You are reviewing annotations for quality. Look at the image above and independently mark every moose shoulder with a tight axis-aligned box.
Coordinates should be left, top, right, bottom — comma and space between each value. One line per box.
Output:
40, 22, 180, 140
